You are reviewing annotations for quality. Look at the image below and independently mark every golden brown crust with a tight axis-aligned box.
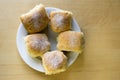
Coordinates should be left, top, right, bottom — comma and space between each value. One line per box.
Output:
57, 31, 84, 53
42, 50, 67, 75
24, 34, 51, 57
50, 11, 72, 33
20, 4, 49, 33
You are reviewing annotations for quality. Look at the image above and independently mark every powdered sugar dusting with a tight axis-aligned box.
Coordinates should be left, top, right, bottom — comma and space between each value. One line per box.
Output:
31, 5, 43, 29
31, 37, 49, 51
54, 14, 64, 27
69, 32, 79, 48
26, 34, 50, 52
44, 51, 66, 69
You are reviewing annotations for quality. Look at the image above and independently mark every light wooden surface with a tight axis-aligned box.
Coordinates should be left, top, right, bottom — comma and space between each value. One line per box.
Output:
0, 0, 120, 80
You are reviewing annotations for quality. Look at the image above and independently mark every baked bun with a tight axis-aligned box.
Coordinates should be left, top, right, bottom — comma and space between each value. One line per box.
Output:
42, 50, 67, 75
57, 31, 84, 53
24, 34, 51, 57
50, 11, 72, 32
20, 4, 49, 33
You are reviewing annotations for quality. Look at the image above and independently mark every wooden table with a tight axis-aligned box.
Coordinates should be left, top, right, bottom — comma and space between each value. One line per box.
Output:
0, 0, 120, 80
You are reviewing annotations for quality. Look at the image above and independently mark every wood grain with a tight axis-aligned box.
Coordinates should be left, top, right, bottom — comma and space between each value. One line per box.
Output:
0, 0, 120, 80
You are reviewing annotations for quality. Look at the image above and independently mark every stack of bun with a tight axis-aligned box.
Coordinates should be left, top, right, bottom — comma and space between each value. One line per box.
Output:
20, 4, 84, 75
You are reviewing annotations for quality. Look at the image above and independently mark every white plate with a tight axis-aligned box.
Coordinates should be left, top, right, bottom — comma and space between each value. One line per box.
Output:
16, 7, 81, 72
